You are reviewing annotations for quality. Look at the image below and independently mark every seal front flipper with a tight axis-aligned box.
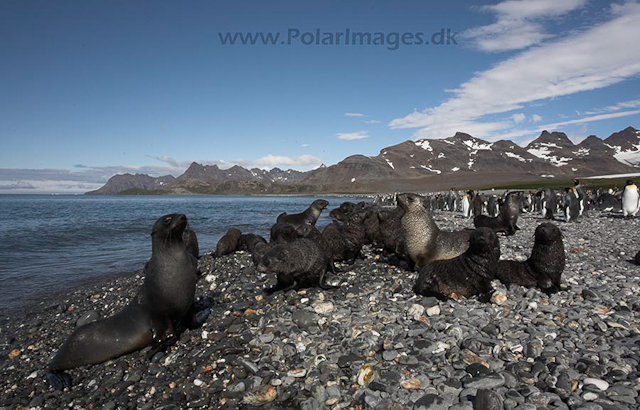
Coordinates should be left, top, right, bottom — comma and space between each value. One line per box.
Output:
45, 370, 72, 391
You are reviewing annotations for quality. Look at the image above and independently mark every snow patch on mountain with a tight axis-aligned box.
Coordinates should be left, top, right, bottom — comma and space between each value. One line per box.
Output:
463, 140, 492, 151
505, 152, 528, 163
420, 165, 442, 174
385, 159, 395, 169
527, 146, 573, 167
452, 167, 460, 172
415, 140, 433, 151
437, 153, 446, 159
573, 148, 590, 157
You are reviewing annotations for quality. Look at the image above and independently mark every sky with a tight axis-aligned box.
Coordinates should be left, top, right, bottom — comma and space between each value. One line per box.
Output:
1, 0, 640, 193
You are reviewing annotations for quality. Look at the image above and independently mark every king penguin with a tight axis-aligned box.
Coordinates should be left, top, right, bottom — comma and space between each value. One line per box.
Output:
622, 179, 640, 218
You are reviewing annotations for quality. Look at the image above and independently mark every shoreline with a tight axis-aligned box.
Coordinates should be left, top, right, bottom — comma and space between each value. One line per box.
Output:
1, 211, 639, 409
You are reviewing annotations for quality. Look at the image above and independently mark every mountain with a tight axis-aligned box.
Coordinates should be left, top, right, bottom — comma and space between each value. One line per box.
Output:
87, 173, 176, 195
86, 127, 639, 195
603, 126, 640, 166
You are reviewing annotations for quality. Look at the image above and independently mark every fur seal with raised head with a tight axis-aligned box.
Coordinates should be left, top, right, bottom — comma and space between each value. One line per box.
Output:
398, 193, 473, 270
413, 227, 500, 301
238, 233, 268, 253
216, 227, 242, 257
276, 199, 329, 228
495, 223, 565, 294
46, 214, 210, 390
256, 238, 336, 293
320, 210, 369, 263
474, 191, 523, 235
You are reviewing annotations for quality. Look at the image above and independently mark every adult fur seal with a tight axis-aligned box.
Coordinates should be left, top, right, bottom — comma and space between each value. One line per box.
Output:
183, 228, 199, 259
413, 227, 500, 301
276, 199, 329, 228
398, 193, 472, 270
216, 228, 242, 257
495, 223, 565, 294
46, 214, 210, 390
474, 191, 523, 235
256, 238, 336, 293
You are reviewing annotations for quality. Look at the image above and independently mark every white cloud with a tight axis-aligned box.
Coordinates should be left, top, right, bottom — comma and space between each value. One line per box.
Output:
364, 120, 381, 124
585, 98, 640, 115
390, 2, 640, 140
301, 143, 310, 147
235, 154, 322, 168
335, 131, 369, 140
531, 114, 543, 122
344, 113, 365, 117
497, 109, 640, 142
464, 0, 588, 52
512, 113, 526, 123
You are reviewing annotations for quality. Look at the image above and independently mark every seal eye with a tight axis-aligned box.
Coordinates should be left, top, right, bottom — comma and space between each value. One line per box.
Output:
163, 217, 172, 226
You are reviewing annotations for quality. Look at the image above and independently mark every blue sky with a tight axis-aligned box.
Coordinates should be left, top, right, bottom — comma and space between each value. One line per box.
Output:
1, 0, 640, 192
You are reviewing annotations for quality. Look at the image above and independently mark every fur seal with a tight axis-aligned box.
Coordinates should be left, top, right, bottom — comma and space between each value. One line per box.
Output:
622, 180, 640, 218
216, 227, 242, 257
376, 206, 405, 256
398, 193, 473, 270
413, 227, 500, 301
46, 214, 210, 390
270, 223, 300, 244
474, 191, 523, 235
238, 233, 268, 253
320, 210, 369, 263
495, 223, 565, 294
183, 228, 199, 259
256, 238, 336, 293
276, 199, 329, 228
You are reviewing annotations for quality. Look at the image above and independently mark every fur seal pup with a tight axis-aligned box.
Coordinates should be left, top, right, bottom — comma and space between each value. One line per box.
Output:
238, 233, 268, 253
46, 214, 210, 390
622, 180, 640, 218
320, 210, 369, 263
183, 228, 199, 259
216, 227, 242, 257
635, 250, 640, 265
276, 199, 329, 228
376, 206, 405, 256
256, 238, 336, 293
495, 223, 565, 294
413, 227, 500, 301
474, 191, 523, 235
398, 193, 473, 270
270, 223, 300, 244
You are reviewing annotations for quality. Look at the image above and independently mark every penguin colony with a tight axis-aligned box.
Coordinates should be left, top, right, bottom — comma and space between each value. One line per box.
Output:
45, 179, 638, 390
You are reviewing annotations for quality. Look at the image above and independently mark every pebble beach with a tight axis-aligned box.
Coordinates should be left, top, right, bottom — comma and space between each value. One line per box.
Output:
1, 210, 639, 410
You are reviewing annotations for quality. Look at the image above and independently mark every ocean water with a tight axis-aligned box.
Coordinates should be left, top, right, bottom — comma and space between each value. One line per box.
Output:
0, 195, 366, 312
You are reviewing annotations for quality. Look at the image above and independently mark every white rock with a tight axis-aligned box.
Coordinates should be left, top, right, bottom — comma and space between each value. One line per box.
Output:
426, 305, 440, 316
584, 378, 609, 391
313, 301, 334, 315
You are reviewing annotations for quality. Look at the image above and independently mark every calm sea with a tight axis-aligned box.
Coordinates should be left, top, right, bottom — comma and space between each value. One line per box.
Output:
0, 195, 366, 312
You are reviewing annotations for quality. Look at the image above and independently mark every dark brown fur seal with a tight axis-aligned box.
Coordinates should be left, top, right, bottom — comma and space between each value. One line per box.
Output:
238, 233, 268, 253
255, 238, 336, 293
398, 193, 473, 270
183, 228, 199, 259
495, 223, 565, 294
413, 227, 500, 301
276, 199, 329, 228
216, 228, 242, 257
320, 210, 369, 263
376, 207, 405, 256
474, 191, 523, 235
270, 223, 299, 244
46, 214, 210, 390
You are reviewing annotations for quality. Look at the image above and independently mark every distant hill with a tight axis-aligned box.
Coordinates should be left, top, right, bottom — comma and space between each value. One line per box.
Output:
86, 126, 640, 195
